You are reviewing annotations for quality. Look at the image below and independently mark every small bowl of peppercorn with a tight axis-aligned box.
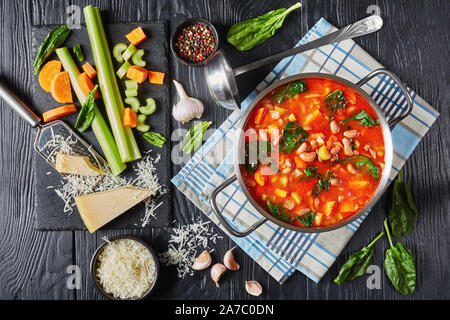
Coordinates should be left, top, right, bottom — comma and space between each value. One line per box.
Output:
171, 18, 219, 66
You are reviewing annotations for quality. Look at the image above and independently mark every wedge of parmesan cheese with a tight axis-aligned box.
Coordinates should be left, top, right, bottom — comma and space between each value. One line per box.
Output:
75, 186, 151, 233
55, 153, 104, 176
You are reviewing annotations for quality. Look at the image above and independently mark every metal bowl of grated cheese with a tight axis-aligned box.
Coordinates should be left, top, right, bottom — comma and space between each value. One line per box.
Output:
90, 236, 159, 300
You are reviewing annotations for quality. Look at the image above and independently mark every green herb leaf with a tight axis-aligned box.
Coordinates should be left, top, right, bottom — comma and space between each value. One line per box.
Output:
182, 121, 212, 154
334, 232, 384, 284
226, 2, 301, 51
383, 219, 416, 295
73, 43, 84, 61
143, 131, 166, 148
245, 140, 272, 172
340, 110, 380, 126
273, 80, 308, 104
325, 89, 347, 112
312, 169, 334, 197
388, 170, 418, 238
267, 200, 290, 222
292, 211, 316, 227
304, 166, 318, 177
75, 85, 98, 132
340, 156, 380, 180
280, 121, 309, 153
34, 25, 71, 75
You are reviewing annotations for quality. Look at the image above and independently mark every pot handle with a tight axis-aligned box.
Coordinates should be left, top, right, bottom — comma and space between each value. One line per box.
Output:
356, 68, 413, 127
210, 175, 268, 237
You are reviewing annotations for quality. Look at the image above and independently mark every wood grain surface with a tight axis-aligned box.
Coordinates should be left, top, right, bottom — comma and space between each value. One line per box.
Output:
0, 0, 448, 300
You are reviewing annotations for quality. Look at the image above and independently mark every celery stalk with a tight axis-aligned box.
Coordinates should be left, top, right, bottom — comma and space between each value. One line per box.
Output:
55, 47, 126, 176
84, 5, 141, 162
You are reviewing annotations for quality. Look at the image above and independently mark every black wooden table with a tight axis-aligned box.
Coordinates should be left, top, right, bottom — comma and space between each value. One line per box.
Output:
0, 0, 448, 300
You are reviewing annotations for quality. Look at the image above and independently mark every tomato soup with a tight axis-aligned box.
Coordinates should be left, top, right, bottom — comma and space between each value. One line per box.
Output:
240, 78, 385, 228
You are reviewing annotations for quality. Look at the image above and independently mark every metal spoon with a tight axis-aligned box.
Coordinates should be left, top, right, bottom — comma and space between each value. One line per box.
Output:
204, 15, 383, 110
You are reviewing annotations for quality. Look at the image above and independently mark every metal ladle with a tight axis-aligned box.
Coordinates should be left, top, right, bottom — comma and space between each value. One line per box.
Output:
205, 15, 383, 110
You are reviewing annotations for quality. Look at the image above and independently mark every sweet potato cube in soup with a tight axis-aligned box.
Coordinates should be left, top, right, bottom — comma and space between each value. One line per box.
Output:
314, 212, 323, 225
255, 170, 265, 186
349, 180, 370, 188
291, 192, 302, 205
287, 113, 296, 122
280, 175, 288, 187
275, 188, 288, 198
303, 108, 321, 126
340, 201, 355, 213
323, 201, 336, 216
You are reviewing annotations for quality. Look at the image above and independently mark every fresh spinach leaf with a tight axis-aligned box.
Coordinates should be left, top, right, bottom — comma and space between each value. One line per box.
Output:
267, 200, 290, 222
182, 121, 212, 153
325, 89, 347, 112
292, 211, 316, 227
334, 232, 384, 284
304, 165, 318, 177
312, 169, 334, 197
383, 219, 416, 295
75, 85, 98, 132
340, 156, 380, 180
388, 170, 418, 237
226, 2, 301, 51
340, 110, 380, 126
34, 25, 71, 74
245, 140, 272, 172
279, 121, 309, 153
73, 43, 84, 61
143, 131, 166, 148
273, 80, 308, 104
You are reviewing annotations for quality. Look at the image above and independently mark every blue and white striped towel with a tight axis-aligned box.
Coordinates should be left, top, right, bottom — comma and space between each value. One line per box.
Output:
171, 18, 439, 283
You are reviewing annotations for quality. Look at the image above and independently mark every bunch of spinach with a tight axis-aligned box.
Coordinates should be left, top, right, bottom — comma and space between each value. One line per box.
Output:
272, 80, 308, 104
325, 89, 347, 112
340, 155, 380, 180
245, 140, 272, 172
182, 121, 212, 153
388, 170, 418, 237
279, 121, 309, 153
334, 232, 384, 284
75, 85, 98, 132
384, 218, 417, 295
34, 25, 71, 74
226, 2, 301, 51
340, 110, 380, 127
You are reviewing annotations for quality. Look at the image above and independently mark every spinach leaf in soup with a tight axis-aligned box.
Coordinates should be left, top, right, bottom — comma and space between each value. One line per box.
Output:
383, 219, 416, 296
273, 80, 308, 104
340, 156, 380, 180
267, 200, 290, 222
341, 110, 380, 127
388, 170, 418, 238
304, 165, 319, 178
334, 232, 384, 284
325, 89, 347, 112
292, 211, 316, 227
245, 140, 272, 172
279, 121, 309, 153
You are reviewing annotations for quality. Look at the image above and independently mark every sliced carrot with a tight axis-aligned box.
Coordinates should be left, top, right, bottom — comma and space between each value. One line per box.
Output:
78, 72, 101, 99
39, 60, 62, 92
51, 71, 73, 103
43, 104, 77, 123
148, 70, 165, 85
126, 66, 148, 83
123, 107, 137, 128
126, 27, 147, 45
82, 62, 97, 79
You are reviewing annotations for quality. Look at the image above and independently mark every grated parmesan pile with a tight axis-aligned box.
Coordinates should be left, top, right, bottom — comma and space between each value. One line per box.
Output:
46, 133, 165, 226
159, 221, 223, 278
96, 238, 156, 299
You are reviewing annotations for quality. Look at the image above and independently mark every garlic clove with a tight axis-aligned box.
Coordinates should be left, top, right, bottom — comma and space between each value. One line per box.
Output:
172, 80, 204, 123
223, 246, 240, 271
191, 250, 212, 270
245, 281, 263, 296
211, 263, 227, 287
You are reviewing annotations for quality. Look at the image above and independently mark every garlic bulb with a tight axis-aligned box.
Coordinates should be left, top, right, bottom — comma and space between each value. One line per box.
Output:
223, 246, 240, 271
245, 281, 263, 296
191, 250, 212, 270
211, 263, 227, 287
172, 80, 204, 123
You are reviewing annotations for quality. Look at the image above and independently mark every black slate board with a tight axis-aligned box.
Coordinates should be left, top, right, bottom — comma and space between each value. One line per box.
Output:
31, 21, 171, 230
